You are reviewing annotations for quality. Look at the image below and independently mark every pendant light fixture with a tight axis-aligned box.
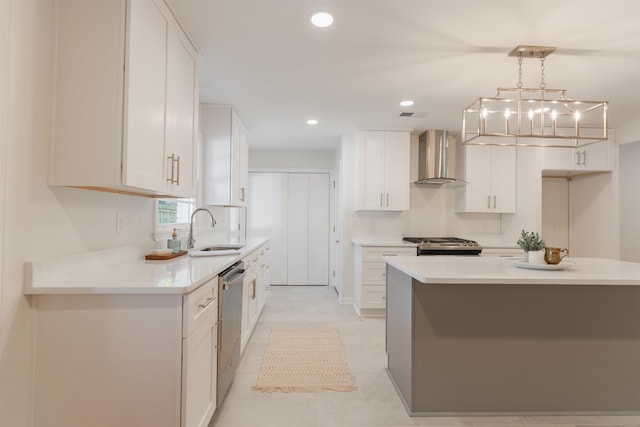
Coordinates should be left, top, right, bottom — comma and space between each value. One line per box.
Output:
462, 45, 608, 148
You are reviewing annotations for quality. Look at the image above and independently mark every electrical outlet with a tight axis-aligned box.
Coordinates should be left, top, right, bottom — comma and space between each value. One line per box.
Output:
116, 213, 125, 233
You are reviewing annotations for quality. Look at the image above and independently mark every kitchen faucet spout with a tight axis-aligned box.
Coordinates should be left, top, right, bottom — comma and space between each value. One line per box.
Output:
188, 208, 217, 249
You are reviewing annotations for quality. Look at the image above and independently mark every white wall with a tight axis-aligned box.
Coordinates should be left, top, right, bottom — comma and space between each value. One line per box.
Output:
570, 172, 619, 259
619, 141, 640, 262
249, 149, 335, 169
1, 4, 155, 425
542, 177, 570, 249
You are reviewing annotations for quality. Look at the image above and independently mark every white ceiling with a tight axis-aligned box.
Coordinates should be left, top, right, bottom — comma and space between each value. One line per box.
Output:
170, 0, 640, 151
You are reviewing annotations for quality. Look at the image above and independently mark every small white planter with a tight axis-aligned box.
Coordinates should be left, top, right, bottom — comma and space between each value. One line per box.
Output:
528, 249, 546, 265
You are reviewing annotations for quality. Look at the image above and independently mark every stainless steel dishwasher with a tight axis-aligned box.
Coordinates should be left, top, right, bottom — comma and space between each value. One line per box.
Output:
217, 261, 244, 406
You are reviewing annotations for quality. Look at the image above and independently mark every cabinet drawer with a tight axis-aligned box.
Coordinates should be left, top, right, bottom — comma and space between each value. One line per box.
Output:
361, 262, 387, 285
361, 286, 386, 309
183, 278, 217, 337
361, 246, 416, 261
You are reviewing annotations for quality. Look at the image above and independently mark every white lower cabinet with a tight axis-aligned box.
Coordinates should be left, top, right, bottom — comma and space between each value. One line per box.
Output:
182, 281, 218, 427
31, 278, 218, 427
241, 254, 259, 353
240, 242, 271, 354
353, 245, 416, 316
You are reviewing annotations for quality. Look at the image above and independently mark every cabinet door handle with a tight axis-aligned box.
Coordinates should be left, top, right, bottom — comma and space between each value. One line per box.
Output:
493, 195, 497, 209
380, 193, 384, 207
487, 195, 491, 209
575, 150, 581, 165
252, 279, 256, 299
240, 187, 245, 202
175, 156, 180, 185
198, 296, 215, 309
166, 154, 180, 184
582, 150, 587, 165
167, 154, 175, 183
386, 193, 389, 207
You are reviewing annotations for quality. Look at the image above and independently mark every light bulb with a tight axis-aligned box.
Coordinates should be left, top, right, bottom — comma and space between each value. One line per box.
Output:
574, 112, 581, 121
528, 109, 534, 120
504, 108, 511, 118
306, 119, 318, 125
310, 12, 333, 27
551, 110, 558, 120
482, 107, 488, 118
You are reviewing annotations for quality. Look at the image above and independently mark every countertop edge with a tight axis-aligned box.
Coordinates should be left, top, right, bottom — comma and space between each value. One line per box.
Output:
25, 237, 270, 295
384, 256, 640, 286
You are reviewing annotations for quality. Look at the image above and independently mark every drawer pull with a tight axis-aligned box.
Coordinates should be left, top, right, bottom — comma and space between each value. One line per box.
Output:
382, 254, 397, 256
198, 297, 215, 309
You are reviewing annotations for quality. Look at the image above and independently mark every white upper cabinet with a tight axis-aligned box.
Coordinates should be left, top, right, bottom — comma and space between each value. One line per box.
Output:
542, 139, 614, 175
49, 0, 197, 198
457, 145, 516, 213
201, 105, 249, 207
357, 130, 410, 211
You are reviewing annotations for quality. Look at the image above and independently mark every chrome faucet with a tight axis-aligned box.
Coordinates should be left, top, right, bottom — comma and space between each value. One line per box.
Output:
188, 208, 217, 249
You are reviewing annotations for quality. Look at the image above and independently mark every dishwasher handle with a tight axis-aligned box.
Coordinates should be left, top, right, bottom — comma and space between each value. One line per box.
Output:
223, 272, 244, 290
220, 261, 245, 290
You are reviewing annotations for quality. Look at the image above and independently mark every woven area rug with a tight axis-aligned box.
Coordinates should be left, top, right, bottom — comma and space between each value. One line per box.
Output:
252, 327, 357, 393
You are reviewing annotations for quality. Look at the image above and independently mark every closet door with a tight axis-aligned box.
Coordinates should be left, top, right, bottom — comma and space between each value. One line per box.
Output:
287, 174, 309, 285
249, 172, 330, 286
308, 174, 329, 285
247, 172, 288, 284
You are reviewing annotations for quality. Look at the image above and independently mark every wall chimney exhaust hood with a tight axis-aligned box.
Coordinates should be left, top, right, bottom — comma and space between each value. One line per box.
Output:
415, 130, 464, 184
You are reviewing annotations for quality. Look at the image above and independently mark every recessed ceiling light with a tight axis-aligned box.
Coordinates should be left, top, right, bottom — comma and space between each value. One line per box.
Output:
400, 100, 414, 107
310, 11, 333, 28
307, 119, 318, 125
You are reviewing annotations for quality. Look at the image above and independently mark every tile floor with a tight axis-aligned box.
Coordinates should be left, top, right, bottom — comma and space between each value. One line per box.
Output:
210, 285, 640, 427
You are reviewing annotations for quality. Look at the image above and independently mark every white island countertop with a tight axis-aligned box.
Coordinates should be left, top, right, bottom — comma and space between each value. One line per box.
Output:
384, 255, 640, 286
24, 237, 270, 295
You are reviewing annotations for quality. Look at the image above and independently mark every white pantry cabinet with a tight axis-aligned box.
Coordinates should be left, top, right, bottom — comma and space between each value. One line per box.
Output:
201, 105, 249, 207
542, 139, 613, 175
31, 278, 218, 427
457, 145, 516, 213
49, 0, 198, 197
357, 130, 410, 211
353, 245, 416, 316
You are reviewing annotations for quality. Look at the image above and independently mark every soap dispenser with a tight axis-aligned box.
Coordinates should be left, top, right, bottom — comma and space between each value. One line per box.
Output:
167, 228, 181, 253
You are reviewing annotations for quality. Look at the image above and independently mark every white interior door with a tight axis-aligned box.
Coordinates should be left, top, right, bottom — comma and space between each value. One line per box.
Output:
247, 172, 288, 284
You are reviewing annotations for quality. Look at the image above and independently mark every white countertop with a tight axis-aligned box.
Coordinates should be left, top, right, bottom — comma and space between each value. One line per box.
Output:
24, 237, 270, 295
352, 236, 417, 247
384, 255, 640, 286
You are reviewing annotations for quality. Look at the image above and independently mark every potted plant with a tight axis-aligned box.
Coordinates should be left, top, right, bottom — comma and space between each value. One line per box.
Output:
517, 229, 546, 263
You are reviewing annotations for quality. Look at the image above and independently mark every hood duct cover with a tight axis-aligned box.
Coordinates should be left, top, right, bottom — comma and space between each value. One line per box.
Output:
415, 130, 462, 184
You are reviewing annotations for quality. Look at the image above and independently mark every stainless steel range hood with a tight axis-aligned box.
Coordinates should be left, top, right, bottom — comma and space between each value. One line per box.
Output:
415, 130, 463, 184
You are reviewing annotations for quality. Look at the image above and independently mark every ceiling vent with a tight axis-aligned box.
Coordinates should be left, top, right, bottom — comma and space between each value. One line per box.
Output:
399, 111, 428, 118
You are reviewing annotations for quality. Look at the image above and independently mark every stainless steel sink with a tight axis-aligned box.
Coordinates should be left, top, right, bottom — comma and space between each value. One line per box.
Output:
189, 244, 245, 257
198, 245, 244, 252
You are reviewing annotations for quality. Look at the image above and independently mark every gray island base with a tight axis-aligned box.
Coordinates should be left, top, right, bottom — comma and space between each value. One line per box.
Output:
385, 257, 640, 416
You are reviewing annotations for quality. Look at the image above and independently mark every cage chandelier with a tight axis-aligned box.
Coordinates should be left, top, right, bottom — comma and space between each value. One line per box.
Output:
462, 45, 608, 148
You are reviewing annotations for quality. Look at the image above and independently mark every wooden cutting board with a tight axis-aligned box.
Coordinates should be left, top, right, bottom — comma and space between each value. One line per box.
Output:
145, 250, 187, 260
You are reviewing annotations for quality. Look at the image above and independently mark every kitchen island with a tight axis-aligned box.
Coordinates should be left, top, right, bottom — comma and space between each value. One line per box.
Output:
384, 256, 640, 416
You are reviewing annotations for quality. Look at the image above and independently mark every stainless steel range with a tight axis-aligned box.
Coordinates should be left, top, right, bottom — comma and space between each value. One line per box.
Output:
403, 237, 482, 256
